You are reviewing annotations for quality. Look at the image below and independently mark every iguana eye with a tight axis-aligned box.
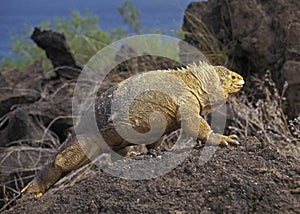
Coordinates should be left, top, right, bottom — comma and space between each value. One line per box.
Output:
231, 75, 236, 79
219, 79, 223, 86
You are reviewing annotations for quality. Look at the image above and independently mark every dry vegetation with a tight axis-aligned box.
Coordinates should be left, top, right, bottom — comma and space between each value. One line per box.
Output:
1, 4, 299, 212
1, 68, 299, 212
229, 71, 299, 158
183, 1, 237, 68
183, 11, 229, 66
0, 124, 58, 211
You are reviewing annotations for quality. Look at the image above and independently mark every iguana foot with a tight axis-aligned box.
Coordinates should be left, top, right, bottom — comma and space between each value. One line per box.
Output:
21, 179, 45, 197
126, 151, 143, 157
221, 134, 239, 146
207, 133, 239, 146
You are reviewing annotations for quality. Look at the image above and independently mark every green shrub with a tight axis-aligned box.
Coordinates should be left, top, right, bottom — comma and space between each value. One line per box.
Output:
0, 9, 133, 70
1, 23, 47, 70
118, 0, 142, 34
1, 1, 180, 71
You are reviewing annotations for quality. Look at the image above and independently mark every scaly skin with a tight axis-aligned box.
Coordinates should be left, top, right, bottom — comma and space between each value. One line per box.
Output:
22, 62, 244, 197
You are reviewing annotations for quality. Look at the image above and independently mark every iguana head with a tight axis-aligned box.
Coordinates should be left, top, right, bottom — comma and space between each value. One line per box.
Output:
214, 66, 245, 95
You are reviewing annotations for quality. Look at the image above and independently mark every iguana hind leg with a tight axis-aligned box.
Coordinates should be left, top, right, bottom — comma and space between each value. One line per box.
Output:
21, 135, 92, 197
21, 161, 63, 197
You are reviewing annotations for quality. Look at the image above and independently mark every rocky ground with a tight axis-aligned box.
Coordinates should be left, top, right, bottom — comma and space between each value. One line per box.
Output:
4, 137, 300, 213
0, 0, 299, 213
183, 0, 300, 119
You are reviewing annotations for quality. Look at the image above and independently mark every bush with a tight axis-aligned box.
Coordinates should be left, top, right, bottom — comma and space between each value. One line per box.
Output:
0, 8, 140, 70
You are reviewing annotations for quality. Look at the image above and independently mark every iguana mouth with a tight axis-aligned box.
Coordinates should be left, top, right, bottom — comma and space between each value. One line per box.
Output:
233, 79, 245, 89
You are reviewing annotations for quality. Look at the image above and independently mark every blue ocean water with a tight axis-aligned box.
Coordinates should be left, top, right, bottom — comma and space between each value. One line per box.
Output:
0, 0, 196, 59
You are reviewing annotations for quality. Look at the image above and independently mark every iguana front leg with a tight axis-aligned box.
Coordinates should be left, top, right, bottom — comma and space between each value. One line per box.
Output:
177, 105, 239, 146
195, 114, 238, 145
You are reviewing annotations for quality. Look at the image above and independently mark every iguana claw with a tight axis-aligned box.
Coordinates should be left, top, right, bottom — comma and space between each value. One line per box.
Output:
21, 179, 44, 197
207, 133, 239, 146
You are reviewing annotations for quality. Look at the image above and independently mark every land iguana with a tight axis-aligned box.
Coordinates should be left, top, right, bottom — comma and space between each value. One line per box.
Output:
21, 61, 244, 197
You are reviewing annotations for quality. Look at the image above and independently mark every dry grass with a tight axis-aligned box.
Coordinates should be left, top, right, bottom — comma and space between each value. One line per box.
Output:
0, 116, 59, 211
2, 66, 299, 209
1, 73, 299, 211
1, 12, 299, 210
183, 11, 229, 65
228, 71, 299, 158
289, 116, 300, 139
